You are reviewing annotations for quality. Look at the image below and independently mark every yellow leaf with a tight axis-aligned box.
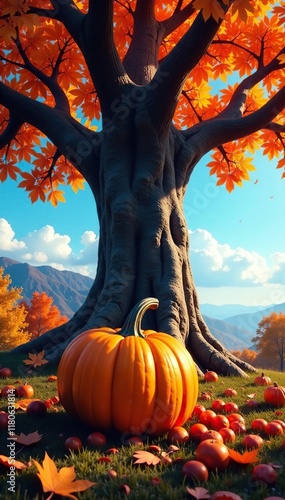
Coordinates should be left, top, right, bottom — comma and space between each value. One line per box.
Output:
194, 0, 227, 22
70, 176, 85, 193
23, 351, 48, 368
277, 54, 285, 65
33, 452, 95, 499
48, 190, 66, 207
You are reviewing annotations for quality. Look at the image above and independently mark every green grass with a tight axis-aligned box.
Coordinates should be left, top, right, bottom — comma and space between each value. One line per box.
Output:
0, 358, 285, 499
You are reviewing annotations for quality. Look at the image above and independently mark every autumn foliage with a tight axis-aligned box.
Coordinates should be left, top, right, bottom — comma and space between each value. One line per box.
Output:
0, 0, 284, 201
0, 267, 30, 350
252, 312, 285, 372
22, 292, 68, 339
231, 348, 257, 366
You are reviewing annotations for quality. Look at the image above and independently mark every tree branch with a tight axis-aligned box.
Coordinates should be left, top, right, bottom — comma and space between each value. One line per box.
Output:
123, 0, 158, 84
0, 82, 99, 177
28, 0, 85, 47
145, 6, 232, 133
160, 1, 196, 38
219, 49, 285, 120
183, 85, 285, 153
0, 113, 23, 149
9, 29, 71, 112
83, 0, 132, 115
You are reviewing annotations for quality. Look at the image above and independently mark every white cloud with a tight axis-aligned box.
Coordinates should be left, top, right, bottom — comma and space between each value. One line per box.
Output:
23, 225, 72, 262
1, 220, 284, 301
190, 228, 274, 287
0, 219, 98, 277
0, 218, 26, 253
269, 252, 285, 284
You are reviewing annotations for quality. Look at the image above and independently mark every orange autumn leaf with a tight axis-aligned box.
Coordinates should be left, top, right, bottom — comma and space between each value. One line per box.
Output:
33, 452, 96, 500
228, 447, 260, 464
15, 398, 40, 410
133, 450, 161, 466
47, 375, 57, 382
0, 0, 284, 205
23, 351, 48, 368
47, 189, 66, 207
14, 431, 43, 446
193, 0, 227, 23
0, 455, 27, 470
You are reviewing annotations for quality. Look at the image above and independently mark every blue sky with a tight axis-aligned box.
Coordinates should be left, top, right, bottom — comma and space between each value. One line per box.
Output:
1, 148, 285, 308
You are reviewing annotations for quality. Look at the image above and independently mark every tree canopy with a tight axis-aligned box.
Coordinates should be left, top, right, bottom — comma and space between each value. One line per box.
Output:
22, 291, 68, 339
252, 311, 285, 371
0, 267, 30, 349
0, 0, 284, 201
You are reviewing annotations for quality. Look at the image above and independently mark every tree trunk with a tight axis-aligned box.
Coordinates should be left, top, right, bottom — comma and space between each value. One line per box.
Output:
13, 111, 256, 377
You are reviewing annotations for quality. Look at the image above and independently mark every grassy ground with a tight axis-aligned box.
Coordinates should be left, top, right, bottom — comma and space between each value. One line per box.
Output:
0, 352, 284, 499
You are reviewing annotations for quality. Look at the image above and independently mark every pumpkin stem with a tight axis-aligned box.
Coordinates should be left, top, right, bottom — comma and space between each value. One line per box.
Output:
120, 298, 159, 338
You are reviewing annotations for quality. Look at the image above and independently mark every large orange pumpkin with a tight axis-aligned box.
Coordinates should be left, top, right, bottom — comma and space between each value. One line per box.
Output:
57, 298, 198, 436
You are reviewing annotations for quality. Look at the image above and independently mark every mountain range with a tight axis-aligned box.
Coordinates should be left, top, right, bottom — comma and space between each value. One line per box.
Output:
2, 256, 285, 351
0, 256, 93, 318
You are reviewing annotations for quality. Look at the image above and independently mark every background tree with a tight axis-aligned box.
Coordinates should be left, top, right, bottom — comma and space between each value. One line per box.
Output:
231, 348, 257, 367
22, 291, 68, 339
0, 267, 30, 350
252, 312, 285, 372
0, 0, 284, 375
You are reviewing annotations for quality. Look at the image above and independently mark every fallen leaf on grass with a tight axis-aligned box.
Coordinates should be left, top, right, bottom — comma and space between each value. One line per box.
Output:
0, 455, 27, 470
14, 431, 42, 446
186, 486, 211, 499
228, 448, 260, 464
133, 450, 161, 465
15, 398, 40, 410
47, 375, 57, 382
247, 393, 256, 398
33, 452, 95, 500
23, 351, 48, 368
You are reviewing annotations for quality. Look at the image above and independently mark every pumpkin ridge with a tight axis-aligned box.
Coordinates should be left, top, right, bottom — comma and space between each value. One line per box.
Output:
72, 332, 120, 428
111, 335, 156, 434
144, 336, 183, 435
146, 332, 198, 424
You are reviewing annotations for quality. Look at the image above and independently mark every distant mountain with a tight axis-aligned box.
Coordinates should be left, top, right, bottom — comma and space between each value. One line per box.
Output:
200, 303, 268, 320
1, 256, 256, 350
202, 316, 253, 351
224, 302, 285, 335
0, 256, 93, 318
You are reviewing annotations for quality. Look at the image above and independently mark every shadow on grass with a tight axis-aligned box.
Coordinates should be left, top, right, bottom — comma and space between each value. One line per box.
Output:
0, 351, 58, 378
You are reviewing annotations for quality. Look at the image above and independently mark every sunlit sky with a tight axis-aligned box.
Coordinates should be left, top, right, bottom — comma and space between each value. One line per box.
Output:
1, 148, 285, 308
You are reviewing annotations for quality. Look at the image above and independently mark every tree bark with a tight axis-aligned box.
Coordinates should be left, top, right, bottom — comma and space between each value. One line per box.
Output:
13, 109, 255, 377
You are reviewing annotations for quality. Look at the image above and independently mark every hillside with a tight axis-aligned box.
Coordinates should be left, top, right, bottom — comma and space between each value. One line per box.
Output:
1, 256, 255, 350
224, 302, 285, 335
0, 256, 93, 318
200, 303, 268, 320
203, 315, 253, 351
